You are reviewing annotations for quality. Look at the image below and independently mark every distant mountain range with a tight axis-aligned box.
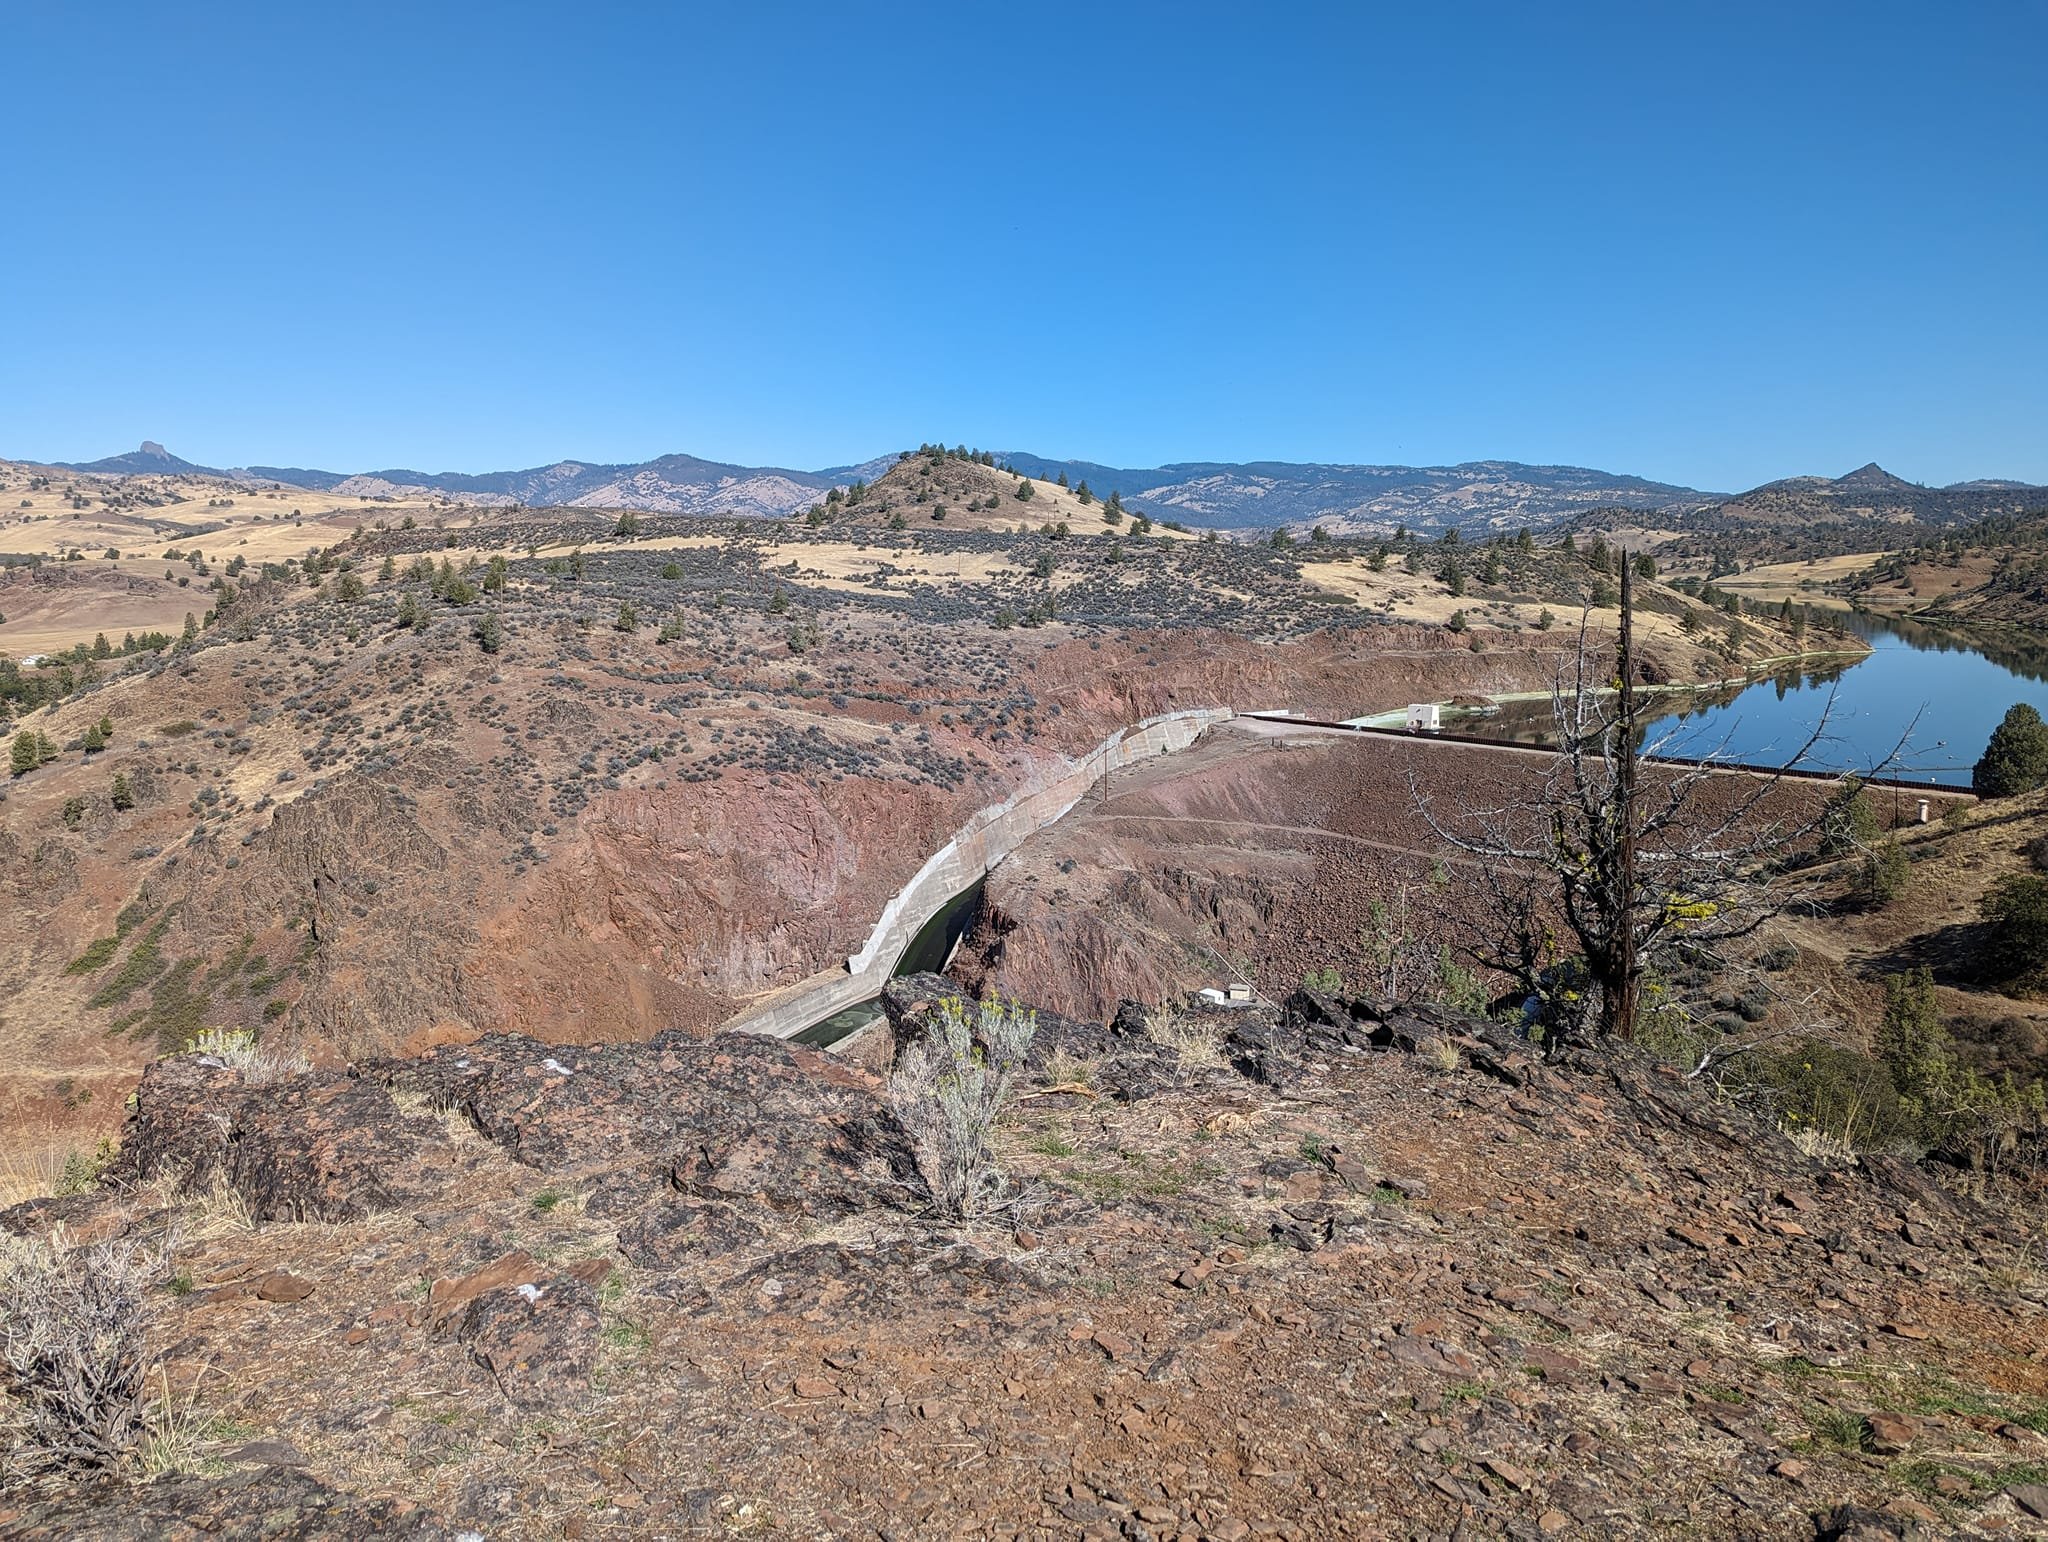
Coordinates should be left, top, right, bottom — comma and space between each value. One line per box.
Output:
995, 454, 1715, 533
45, 441, 897, 521
29, 442, 2046, 535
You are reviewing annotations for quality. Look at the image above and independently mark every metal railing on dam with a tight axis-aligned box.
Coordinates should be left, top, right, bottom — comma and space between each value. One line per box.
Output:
721, 707, 1235, 1041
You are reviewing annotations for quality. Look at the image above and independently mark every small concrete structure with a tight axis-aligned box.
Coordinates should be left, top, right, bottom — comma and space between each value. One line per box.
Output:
1196, 987, 1229, 1006
1225, 981, 1254, 1003
1917, 798, 1931, 824
1405, 702, 1441, 733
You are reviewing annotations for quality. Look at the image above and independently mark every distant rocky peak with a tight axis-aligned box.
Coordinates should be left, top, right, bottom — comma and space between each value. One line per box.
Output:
139, 440, 170, 458
1834, 461, 1913, 492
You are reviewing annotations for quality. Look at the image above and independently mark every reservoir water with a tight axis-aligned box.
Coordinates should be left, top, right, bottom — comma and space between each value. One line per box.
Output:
1460, 614, 2048, 787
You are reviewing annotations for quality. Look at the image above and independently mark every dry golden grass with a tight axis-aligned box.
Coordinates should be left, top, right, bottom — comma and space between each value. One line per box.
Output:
1144, 1005, 1228, 1069
0, 1150, 60, 1207
1685, 551, 1884, 608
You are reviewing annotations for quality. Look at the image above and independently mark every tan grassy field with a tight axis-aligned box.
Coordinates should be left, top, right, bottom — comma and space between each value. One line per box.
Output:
1668, 550, 1880, 607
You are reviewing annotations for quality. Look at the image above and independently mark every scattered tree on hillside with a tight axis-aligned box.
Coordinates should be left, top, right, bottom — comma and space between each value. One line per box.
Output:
1973, 703, 2048, 798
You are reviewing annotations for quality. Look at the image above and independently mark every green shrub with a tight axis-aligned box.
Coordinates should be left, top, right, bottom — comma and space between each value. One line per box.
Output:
65, 936, 122, 975
1982, 875, 2048, 984
86, 915, 173, 1009
1859, 841, 1911, 906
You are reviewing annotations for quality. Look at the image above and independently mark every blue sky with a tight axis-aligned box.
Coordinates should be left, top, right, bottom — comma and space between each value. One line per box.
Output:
3, 2, 2042, 491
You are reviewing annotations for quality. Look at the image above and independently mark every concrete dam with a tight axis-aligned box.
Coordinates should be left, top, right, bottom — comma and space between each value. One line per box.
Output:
721, 707, 1234, 1044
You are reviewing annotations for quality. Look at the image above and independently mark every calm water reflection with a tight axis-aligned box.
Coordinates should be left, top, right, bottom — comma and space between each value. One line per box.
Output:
1462, 614, 2048, 787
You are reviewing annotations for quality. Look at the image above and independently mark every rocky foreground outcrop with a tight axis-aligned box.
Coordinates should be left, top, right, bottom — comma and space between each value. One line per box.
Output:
5, 990, 2048, 1539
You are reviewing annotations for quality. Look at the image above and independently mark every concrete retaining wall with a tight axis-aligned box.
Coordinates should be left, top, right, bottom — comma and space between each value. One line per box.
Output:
722, 707, 1233, 1039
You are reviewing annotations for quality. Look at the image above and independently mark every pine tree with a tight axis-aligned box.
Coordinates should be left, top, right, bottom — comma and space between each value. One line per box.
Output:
10, 730, 37, 777
475, 612, 504, 654
110, 771, 134, 810
81, 721, 106, 753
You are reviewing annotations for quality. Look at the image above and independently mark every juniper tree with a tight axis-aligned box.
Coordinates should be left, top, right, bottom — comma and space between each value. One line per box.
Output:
1973, 703, 2048, 798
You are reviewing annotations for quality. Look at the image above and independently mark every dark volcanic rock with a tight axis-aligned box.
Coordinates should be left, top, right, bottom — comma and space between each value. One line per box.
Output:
109, 1031, 923, 1231
112, 1058, 452, 1223
454, 1270, 603, 1410
373, 1030, 923, 1216
615, 1196, 766, 1266
0, 1466, 448, 1538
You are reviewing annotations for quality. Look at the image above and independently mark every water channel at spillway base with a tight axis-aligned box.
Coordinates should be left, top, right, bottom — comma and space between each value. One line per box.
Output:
790, 878, 986, 1049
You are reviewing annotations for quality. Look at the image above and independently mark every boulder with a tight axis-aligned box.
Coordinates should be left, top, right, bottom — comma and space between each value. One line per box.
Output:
112, 1058, 451, 1223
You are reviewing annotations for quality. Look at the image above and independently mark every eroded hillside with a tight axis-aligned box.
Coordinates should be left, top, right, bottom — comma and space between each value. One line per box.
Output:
2, 452, 1833, 1178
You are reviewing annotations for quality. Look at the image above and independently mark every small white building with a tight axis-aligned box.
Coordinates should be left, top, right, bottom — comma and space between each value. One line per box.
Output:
1405, 702, 1441, 732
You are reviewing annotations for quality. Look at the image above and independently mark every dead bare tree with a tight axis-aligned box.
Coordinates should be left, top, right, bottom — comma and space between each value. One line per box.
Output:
1409, 555, 1906, 1055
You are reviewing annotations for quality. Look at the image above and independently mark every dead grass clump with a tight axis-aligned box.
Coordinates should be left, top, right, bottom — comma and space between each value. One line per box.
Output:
1422, 1035, 1464, 1074
184, 1026, 310, 1084
0, 1232, 172, 1474
0, 1152, 61, 1209
1783, 1122, 1856, 1166
1042, 1045, 1096, 1088
1145, 1005, 1228, 1069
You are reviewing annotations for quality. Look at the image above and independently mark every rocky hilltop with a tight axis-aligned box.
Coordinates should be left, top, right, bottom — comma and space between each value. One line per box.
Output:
5, 978, 2046, 1538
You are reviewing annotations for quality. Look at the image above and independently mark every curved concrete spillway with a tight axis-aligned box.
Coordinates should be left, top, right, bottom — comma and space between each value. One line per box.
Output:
722, 707, 1234, 1040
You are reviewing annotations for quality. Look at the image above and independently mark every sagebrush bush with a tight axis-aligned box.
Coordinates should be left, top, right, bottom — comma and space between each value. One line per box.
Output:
890, 997, 1036, 1220
0, 1234, 167, 1474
